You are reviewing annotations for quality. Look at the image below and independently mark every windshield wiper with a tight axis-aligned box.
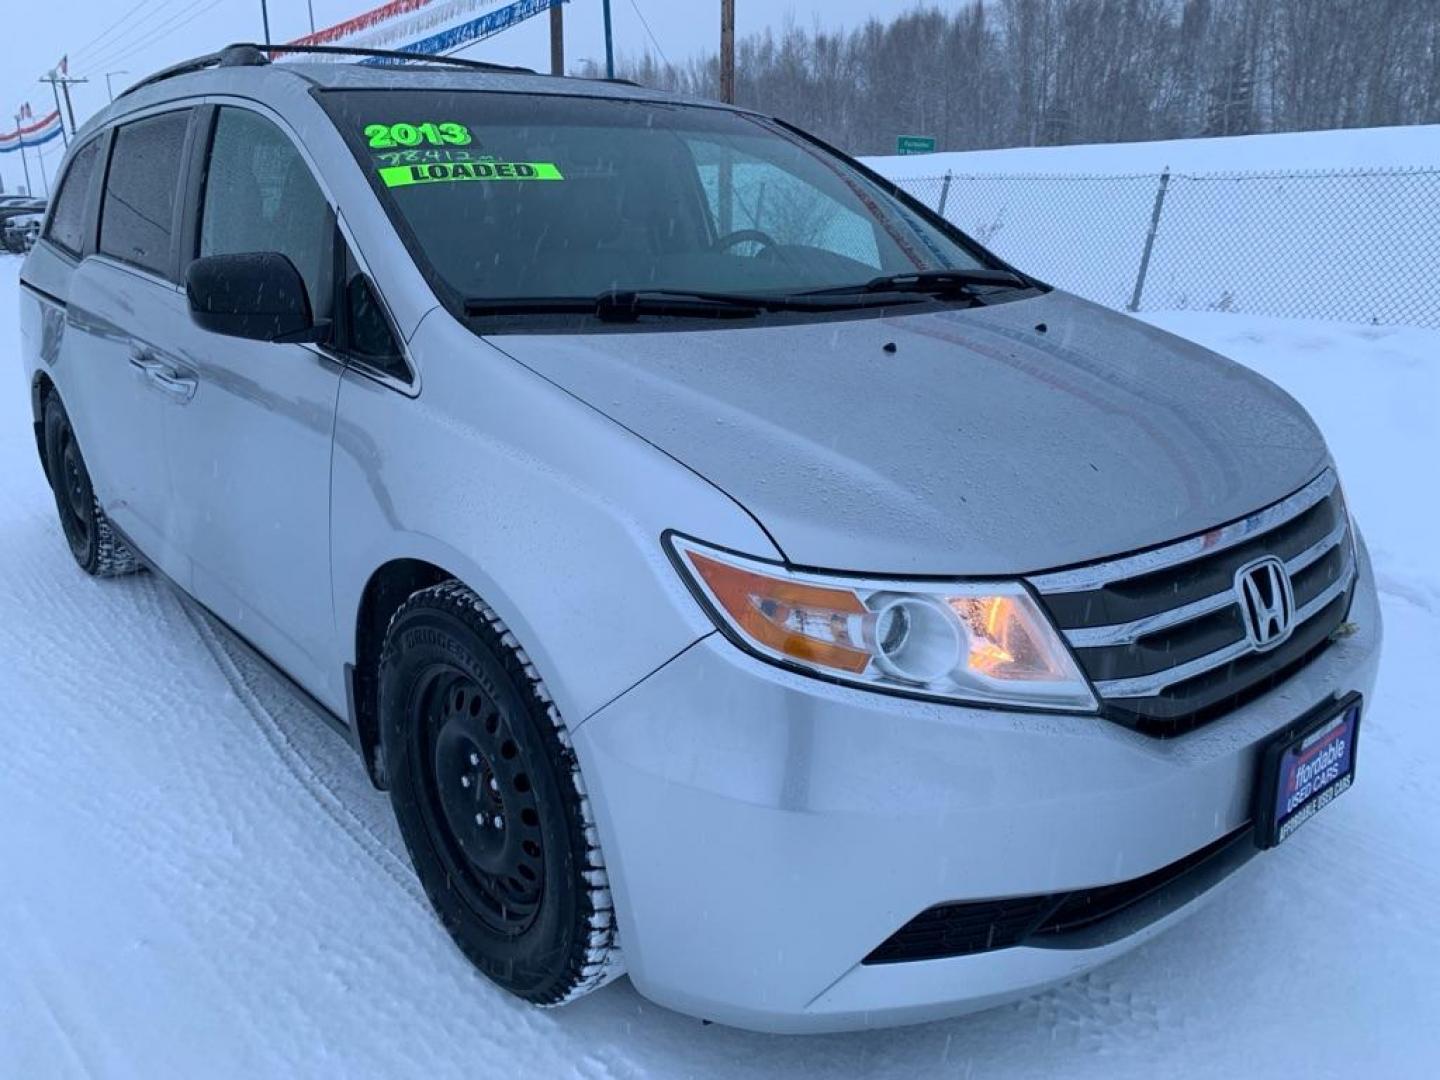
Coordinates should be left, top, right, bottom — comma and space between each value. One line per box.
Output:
465, 290, 764, 321
796, 267, 1034, 299
464, 287, 922, 322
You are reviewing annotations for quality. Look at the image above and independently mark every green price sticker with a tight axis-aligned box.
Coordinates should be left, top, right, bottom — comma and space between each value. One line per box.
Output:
365, 122, 473, 149
379, 161, 565, 187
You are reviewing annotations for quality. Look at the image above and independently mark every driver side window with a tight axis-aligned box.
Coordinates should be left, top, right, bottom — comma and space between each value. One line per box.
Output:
689, 139, 881, 268
198, 107, 335, 321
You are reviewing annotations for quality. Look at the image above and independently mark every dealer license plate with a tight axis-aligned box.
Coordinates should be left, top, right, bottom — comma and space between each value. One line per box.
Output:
1255, 693, 1361, 849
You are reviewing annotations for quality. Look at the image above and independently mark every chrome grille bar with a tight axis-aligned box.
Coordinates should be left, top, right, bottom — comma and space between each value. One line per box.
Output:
1029, 469, 1336, 595
1064, 516, 1351, 649
1094, 548, 1356, 700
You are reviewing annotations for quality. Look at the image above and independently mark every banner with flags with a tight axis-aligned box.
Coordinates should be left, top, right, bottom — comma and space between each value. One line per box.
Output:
0, 106, 63, 155
361, 0, 562, 63
284, 0, 440, 50
282, 0, 562, 61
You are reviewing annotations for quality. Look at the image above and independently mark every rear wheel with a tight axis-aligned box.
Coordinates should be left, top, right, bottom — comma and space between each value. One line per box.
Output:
42, 395, 139, 577
379, 581, 622, 1004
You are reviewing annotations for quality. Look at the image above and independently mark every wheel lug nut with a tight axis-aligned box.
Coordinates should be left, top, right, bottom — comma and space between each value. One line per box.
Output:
475, 813, 484, 825
493, 816, 504, 830
488, 777, 499, 792
461, 776, 471, 788
469, 753, 480, 766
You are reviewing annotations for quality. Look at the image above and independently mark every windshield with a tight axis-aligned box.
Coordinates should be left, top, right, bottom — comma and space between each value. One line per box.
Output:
319, 89, 998, 312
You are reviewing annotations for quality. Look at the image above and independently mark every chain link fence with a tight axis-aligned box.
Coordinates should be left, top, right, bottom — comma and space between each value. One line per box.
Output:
888, 166, 1440, 328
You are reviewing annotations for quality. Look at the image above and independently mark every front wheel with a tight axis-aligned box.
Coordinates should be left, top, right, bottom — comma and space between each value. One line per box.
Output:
379, 581, 622, 1004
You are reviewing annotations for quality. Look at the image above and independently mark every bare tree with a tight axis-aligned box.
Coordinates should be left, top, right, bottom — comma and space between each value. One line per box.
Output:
578, 0, 1440, 155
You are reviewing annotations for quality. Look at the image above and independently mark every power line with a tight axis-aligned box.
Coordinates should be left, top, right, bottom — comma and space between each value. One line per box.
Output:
78, 0, 216, 74
626, 0, 670, 68
69, 0, 171, 65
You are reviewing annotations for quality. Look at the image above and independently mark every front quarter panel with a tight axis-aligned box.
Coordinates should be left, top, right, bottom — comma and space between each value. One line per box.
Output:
329, 307, 776, 727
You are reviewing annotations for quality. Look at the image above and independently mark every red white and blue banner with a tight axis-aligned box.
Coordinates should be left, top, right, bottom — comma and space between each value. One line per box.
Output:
283, 0, 563, 62
1, 105, 63, 155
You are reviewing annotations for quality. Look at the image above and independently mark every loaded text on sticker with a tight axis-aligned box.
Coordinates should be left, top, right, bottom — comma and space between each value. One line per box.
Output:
379, 162, 564, 187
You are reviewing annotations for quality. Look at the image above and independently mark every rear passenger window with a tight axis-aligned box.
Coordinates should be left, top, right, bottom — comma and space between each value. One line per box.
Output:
46, 138, 101, 256
198, 108, 335, 320
100, 111, 190, 277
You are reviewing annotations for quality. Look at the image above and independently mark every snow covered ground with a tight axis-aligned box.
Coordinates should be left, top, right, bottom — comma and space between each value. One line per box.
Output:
863, 123, 1440, 180
3, 253, 1437, 1077
864, 125, 1440, 326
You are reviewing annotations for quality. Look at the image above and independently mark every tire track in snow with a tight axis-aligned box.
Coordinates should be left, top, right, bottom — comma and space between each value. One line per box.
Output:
180, 603, 430, 914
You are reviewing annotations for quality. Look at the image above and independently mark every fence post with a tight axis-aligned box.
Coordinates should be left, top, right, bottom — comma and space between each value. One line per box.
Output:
1128, 167, 1171, 312
936, 170, 954, 218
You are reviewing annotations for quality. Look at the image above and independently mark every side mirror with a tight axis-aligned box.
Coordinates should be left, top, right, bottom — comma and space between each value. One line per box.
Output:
186, 252, 320, 343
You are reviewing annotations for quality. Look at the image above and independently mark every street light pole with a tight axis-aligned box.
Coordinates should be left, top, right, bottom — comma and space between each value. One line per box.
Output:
261, 0, 272, 46
105, 71, 129, 103
13, 115, 33, 196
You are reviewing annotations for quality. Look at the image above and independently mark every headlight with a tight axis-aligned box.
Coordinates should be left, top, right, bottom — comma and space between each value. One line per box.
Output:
669, 536, 1097, 712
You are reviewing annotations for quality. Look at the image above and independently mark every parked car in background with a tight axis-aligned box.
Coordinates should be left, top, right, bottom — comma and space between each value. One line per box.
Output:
3, 211, 43, 253
1, 200, 46, 253
17, 44, 1380, 1034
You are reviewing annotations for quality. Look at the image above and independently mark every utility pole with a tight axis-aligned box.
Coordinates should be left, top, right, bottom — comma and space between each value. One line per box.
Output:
602, 0, 614, 80
43, 75, 68, 149
261, 0, 272, 46
307, 0, 316, 35
41, 71, 87, 144
720, 0, 735, 104
549, 0, 565, 76
105, 71, 129, 103
41, 70, 88, 139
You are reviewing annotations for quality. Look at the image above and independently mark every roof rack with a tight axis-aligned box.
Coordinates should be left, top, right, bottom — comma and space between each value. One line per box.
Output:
262, 42, 534, 74
119, 41, 534, 98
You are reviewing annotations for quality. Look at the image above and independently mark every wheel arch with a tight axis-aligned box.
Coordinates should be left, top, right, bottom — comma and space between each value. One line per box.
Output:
350, 556, 455, 788
32, 371, 56, 483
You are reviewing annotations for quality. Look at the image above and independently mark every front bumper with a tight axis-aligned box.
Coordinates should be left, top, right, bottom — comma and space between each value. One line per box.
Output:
572, 540, 1382, 1033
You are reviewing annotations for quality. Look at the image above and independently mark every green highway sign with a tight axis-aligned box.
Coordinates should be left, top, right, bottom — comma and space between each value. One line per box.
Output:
896, 135, 936, 155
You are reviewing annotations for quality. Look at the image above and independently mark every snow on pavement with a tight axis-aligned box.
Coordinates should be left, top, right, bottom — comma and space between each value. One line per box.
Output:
3, 254, 1437, 1077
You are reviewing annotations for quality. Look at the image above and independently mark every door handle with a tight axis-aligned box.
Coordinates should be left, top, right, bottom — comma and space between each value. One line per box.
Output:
147, 366, 199, 403
128, 348, 161, 374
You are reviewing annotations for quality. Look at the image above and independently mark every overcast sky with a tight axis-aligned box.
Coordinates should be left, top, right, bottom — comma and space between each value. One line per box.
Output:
1, 1, 930, 139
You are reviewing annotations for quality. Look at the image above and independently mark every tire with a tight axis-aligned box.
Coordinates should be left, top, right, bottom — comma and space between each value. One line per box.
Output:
379, 581, 622, 1005
42, 394, 139, 578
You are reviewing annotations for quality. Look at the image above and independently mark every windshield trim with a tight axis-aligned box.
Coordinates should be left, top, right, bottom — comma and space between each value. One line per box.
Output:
313, 87, 1046, 334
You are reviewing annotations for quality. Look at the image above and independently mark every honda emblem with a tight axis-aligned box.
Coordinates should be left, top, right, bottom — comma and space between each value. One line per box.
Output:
1234, 556, 1295, 651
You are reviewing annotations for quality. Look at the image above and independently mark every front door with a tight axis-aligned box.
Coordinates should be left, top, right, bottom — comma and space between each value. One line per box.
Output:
164, 105, 343, 699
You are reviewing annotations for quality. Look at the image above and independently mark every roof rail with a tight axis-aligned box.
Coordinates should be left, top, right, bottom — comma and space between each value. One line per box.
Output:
263, 42, 534, 74
118, 41, 535, 98
120, 44, 269, 97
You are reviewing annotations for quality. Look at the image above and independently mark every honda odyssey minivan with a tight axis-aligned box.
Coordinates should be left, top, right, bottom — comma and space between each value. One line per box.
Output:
17, 44, 1381, 1033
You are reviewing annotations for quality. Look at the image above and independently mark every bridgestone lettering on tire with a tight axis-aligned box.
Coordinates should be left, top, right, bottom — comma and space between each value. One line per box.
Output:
378, 580, 622, 1005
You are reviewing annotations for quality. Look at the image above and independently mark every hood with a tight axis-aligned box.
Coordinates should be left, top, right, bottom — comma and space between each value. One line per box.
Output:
488, 292, 1329, 575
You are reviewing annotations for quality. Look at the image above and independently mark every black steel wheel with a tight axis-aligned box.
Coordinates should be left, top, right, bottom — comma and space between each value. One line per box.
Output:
379, 581, 621, 1004
416, 667, 546, 935
42, 394, 139, 577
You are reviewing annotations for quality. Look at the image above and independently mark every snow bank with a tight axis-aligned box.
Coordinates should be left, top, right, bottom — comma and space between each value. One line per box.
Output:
865, 125, 1440, 328
863, 123, 1440, 180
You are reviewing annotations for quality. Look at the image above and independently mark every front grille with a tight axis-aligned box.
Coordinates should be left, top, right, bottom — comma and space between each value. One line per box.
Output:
1029, 470, 1356, 736
865, 825, 1254, 964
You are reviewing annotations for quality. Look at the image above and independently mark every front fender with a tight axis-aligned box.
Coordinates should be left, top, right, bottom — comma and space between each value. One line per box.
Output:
328, 308, 777, 732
